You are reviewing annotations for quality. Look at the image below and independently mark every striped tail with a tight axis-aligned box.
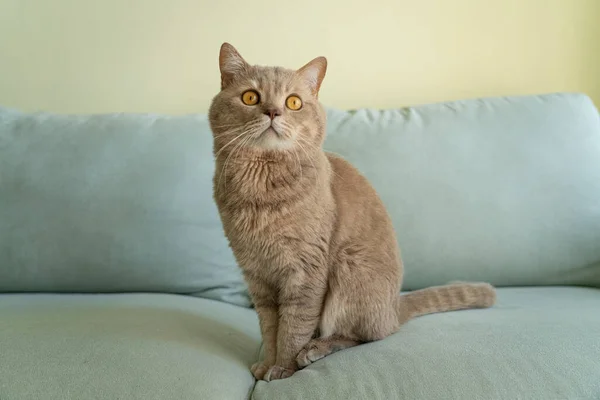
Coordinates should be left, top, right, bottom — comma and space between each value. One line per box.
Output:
395, 282, 496, 324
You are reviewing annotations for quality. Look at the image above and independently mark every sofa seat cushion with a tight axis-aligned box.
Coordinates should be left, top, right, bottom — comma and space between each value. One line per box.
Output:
252, 287, 600, 400
0, 294, 261, 400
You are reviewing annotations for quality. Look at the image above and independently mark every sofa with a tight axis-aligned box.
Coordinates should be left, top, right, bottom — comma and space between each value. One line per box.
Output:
1, 92, 599, 400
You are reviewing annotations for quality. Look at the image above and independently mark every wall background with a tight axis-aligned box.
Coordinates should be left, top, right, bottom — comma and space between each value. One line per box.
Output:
1, 0, 598, 114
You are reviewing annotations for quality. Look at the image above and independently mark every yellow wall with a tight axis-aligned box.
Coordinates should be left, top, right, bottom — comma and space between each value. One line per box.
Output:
1, 0, 598, 114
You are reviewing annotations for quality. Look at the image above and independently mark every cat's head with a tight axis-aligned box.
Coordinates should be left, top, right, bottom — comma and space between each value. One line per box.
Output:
209, 43, 327, 156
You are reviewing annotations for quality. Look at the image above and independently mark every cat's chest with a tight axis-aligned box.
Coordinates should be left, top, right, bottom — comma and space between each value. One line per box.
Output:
225, 206, 292, 249
223, 205, 324, 267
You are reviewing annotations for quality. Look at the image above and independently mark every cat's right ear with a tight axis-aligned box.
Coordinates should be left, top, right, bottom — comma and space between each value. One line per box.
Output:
219, 43, 249, 90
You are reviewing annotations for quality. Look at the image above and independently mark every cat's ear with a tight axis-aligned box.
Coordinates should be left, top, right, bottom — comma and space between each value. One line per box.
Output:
219, 43, 249, 89
297, 57, 327, 97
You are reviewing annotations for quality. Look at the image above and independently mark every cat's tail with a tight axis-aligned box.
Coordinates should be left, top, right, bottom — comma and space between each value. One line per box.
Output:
395, 282, 496, 324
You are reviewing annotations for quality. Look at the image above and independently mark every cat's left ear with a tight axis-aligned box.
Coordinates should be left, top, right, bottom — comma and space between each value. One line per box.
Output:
297, 57, 327, 97
219, 43, 249, 90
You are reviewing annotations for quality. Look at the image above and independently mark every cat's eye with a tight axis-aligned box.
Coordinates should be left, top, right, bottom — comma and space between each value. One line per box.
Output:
241, 90, 260, 106
286, 95, 302, 111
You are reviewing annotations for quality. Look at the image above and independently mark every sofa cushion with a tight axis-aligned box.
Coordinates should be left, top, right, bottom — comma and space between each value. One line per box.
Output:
325, 93, 600, 289
0, 294, 261, 400
0, 108, 250, 306
251, 287, 600, 400
2, 93, 598, 299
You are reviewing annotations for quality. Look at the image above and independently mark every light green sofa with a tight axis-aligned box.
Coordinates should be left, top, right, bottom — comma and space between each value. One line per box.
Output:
1, 93, 599, 400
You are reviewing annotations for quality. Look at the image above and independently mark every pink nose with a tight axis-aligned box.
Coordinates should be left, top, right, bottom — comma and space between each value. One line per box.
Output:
264, 109, 282, 120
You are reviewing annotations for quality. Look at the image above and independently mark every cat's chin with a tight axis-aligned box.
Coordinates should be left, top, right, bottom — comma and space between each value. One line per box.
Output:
253, 128, 295, 151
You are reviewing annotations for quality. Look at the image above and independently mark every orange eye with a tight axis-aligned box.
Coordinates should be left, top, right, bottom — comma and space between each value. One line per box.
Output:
241, 90, 259, 105
286, 95, 302, 110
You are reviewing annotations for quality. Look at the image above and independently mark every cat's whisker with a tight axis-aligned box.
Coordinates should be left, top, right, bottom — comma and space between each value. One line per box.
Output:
218, 127, 257, 188
211, 126, 250, 138
214, 125, 256, 157
213, 119, 265, 141
295, 134, 327, 158
223, 131, 255, 188
279, 120, 294, 134
211, 122, 243, 129
295, 139, 318, 174
294, 135, 318, 156
212, 128, 244, 140
214, 133, 246, 157
218, 140, 242, 188
216, 126, 257, 187
216, 120, 261, 135
212, 120, 262, 131
212, 123, 252, 140
224, 135, 252, 187
296, 136, 345, 181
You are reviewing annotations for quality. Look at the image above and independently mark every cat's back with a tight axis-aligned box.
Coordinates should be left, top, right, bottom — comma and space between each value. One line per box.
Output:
326, 152, 380, 205
326, 152, 398, 253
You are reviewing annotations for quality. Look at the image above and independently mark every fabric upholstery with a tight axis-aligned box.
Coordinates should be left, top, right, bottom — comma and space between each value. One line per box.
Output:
325, 93, 600, 289
0, 108, 250, 306
1, 93, 599, 400
1, 93, 598, 300
0, 294, 261, 400
3, 288, 599, 400
252, 287, 600, 400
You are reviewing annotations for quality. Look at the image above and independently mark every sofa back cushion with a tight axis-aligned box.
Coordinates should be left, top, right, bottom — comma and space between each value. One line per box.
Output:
1, 93, 598, 301
324, 93, 600, 289
0, 109, 250, 306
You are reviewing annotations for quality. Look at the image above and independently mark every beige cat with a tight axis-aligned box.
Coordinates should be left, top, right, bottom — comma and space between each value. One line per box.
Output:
209, 43, 496, 382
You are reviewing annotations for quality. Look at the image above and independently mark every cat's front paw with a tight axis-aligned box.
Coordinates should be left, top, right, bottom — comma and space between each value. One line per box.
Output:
296, 343, 326, 368
263, 365, 295, 381
251, 362, 272, 380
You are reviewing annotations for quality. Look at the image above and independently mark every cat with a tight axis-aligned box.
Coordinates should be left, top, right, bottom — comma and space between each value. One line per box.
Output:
209, 43, 496, 382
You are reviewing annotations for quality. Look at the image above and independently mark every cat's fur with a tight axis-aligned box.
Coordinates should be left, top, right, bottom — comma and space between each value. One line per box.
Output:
209, 43, 496, 381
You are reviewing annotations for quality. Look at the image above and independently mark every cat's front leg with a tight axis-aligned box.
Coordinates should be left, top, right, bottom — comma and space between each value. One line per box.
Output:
251, 304, 279, 380
264, 277, 326, 381
248, 281, 279, 380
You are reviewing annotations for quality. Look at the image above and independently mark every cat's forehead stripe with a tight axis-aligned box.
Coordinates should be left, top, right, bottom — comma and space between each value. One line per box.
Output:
251, 66, 296, 92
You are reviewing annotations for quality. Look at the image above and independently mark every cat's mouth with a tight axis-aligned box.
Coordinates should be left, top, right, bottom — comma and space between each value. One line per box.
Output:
260, 126, 281, 137
253, 124, 294, 150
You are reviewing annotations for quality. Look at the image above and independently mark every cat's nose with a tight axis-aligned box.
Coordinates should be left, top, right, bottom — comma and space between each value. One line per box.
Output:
264, 109, 282, 120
